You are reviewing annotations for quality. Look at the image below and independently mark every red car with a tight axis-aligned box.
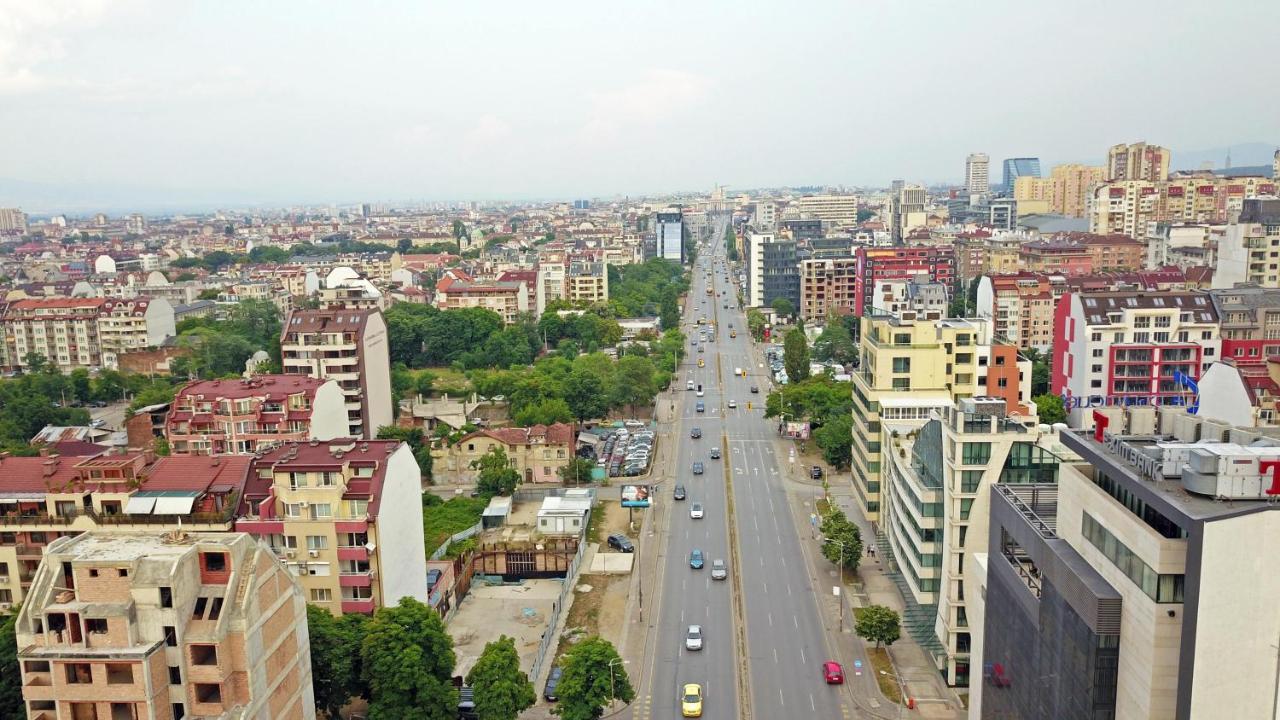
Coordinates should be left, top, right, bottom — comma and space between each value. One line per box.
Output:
823, 661, 844, 684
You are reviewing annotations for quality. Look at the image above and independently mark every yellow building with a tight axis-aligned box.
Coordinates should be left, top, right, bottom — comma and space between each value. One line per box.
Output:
1089, 174, 1278, 238
444, 423, 576, 484
1013, 164, 1106, 218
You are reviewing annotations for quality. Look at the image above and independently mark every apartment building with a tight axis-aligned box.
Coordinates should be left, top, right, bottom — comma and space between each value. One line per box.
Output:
1089, 174, 1277, 239
0, 207, 28, 233
753, 201, 777, 231
743, 232, 800, 310
974, 274, 1058, 351
793, 194, 861, 224
869, 276, 948, 318
853, 246, 956, 316
433, 269, 529, 324
654, 208, 684, 263
0, 450, 252, 606
166, 376, 349, 455
567, 260, 609, 305
979, 408, 1280, 720
1205, 286, 1280, 368
799, 257, 858, 322
965, 154, 990, 196
1051, 291, 1221, 428
2, 296, 176, 372
496, 269, 542, 316
441, 423, 575, 484
234, 439, 427, 615
851, 315, 1030, 522
1212, 198, 1280, 289
1106, 141, 1170, 182
954, 232, 1022, 283
1013, 164, 1108, 218
880, 399, 1069, 687
1018, 234, 1145, 276
280, 308, 393, 439
1144, 222, 1222, 271
13, 531, 314, 720
885, 185, 929, 241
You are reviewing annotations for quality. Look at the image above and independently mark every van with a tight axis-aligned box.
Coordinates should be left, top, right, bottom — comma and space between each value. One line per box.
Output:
734, 367, 743, 377
687, 380, 695, 391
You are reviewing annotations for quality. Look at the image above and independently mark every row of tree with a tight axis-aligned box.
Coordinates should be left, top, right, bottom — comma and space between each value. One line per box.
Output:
765, 373, 855, 469
307, 597, 632, 720
171, 299, 283, 379
607, 258, 687, 328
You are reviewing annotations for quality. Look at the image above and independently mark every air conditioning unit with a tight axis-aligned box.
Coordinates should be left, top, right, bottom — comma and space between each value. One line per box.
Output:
308, 550, 319, 558
0, 603, 10, 612
364, 542, 376, 553
298, 501, 309, 508
368, 570, 377, 580
286, 550, 296, 558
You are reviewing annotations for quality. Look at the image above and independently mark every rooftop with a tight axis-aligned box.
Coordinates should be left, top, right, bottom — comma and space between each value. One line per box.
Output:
175, 375, 328, 401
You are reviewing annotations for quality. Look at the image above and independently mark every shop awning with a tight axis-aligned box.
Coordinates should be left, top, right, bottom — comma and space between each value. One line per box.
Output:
153, 495, 198, 515
124, 496, 157, 515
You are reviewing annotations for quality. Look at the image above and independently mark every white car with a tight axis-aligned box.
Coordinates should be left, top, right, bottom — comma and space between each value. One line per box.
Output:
685, 624, 703, 651
696, 389, 705, 397
727, 400, 737, 409
690, 503, 704, 519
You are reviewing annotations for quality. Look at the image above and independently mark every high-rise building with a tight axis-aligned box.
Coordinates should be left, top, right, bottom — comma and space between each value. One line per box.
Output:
743, 233, 799, 310
654, 208, 684, 263
799, 258, 858, 322
13, 530, 315, 720
1, 297, 176, 373
235, 439, 428, 615
1211, 198, 1280, 289
793, 194, 861, 224
972, 407, 1280, 719
166, 376, 349, 455
885, 184, 928, 241
965, 153, 990, 195
1013, 164, 1107, 218
752, 201, 777, 231
1001, 158, 1041, 192
1089, 174, 1277, 239
1207, 285, 1280, 367
1106, 141, 1170, 182
567, 260, 609, 305
852, 246, 955, 317
0, 207, 28, 233
280, 308, 393, 439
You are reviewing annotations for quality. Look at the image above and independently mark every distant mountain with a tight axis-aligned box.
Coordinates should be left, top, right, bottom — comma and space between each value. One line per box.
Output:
1172, 142, 1276, 172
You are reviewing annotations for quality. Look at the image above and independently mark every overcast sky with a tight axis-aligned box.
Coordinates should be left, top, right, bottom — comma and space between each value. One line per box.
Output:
2, 0, 1278, 209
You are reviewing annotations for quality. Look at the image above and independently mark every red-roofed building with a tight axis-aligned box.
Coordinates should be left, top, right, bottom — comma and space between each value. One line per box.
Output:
443, 423, 576, 484
235, 439, 427, 615
280, 308, 393, 440
167, 375, 350, 455
854, 246, 955, 316
1, 295, 176, 372
0, 449, 251, 606
434, 269, 529, 324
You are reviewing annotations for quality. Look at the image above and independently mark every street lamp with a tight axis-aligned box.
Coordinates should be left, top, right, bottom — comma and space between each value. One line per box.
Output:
608, 658, 630, 710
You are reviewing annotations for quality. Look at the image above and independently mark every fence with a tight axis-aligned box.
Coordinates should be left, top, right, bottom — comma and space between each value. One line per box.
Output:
430, 521, 483, 561
528, 507, 590, 686
513, 486, 598, 506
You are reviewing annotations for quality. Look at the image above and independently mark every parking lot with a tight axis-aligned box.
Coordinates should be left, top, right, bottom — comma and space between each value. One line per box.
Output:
598, 422, 656, 478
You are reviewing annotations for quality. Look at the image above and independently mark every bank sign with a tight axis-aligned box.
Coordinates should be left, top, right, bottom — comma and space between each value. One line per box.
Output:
1063, 371, 1199, 414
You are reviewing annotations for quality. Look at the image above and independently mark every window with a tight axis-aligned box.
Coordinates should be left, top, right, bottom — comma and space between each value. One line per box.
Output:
960, 471, 982, 493
169, 666, 182, 684
284, 503, 302, 518
892, 378, 911, 390
190, 645, 218, 666
289, 472, 308, 489
105, 664, 134, 684
892, 357, 911, 373
959, 499, 974, 521
163, 626, 177, 647
961, 443, 991, 465
65, 663, 93, 683
160, 586, 173, 608
310, 588, 333, 602
310, 503, 333, 519
86, 618, 108, 634
1092, 348, 1104, 358
346, 499, 369, 517
193, 597, 207, 618
1081, 512, 1185, 603
306, 536, 328, 551
194, 683, 223, 705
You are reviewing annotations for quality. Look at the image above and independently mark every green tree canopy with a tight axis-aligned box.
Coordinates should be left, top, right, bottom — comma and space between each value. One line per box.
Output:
0, 608, 22, 718
813, 412, 853, 469
559, 456, 596, 485
473, 447, 521, 496
377, 425, 435, 483
855, 605, 901, 648
552, 636, 635, 720
820, 507, 864, 572
811, 317, 857, 366
783, 327, 810, 382
1034, 393, 1066, 424
308, 604, 369, 718
771, 297, 795, 318
465, 635, 536, 720
361, 597, 457, 720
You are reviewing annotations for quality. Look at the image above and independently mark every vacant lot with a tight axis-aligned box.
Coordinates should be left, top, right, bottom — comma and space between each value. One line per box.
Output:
422, 495, 486, 556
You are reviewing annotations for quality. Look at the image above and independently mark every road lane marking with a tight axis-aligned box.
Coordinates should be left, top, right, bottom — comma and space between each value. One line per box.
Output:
810, 694, 816, 712
794, 615, 799, 628
800, 647, 805, 664
768, 612, 772, 626
773, 647, 778, 663
779, 688, 785, 706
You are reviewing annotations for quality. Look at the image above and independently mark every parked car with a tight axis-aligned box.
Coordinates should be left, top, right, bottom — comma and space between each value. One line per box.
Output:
607, 533, 635, 553
811, 466, 824, 480
544, 666, 564, 701
711, 559, 727, 580
674, 484, 687, 501
692, 462, 704, 475
689, 549, 705, 569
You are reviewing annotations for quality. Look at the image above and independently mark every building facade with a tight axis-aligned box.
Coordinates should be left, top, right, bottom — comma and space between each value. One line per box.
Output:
442, 423, 575, 484
2, 296, 176, 372
14, 531, 314, 720
853, 246, 956, 317
279, 308, 393, 439
1211, 198, 1280, 289
433, 269, 530, 324
1002, 158, 1042, 192
235, 439, 427, 615
1088, 174, 1277, 239
799, 258, 858, 322
166, 376, 349, 455
1106, 141, 1170, 182
655, 209, 684, 263
743, 233, 800, 310
566, 260, 609, 305
966, 153, 990, 196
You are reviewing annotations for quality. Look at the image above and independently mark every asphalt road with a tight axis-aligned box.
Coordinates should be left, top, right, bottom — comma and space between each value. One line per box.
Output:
639, 219, 848, 720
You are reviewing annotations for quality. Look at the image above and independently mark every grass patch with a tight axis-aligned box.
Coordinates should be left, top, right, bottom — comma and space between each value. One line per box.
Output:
554, 574, 617, 661
586, 503, 606, 545
865, 646, 903, 704
417, 366, 471, 396
422, 495, 487, 557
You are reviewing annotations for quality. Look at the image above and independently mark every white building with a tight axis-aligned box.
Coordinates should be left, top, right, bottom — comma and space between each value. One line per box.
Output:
965, 153, 990, 196
655, 208, 684, 263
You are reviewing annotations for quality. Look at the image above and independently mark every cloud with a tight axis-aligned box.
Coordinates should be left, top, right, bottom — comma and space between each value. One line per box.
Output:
0, 0, 125, 93
464, 114, 512, 146
579, 68, 709, 145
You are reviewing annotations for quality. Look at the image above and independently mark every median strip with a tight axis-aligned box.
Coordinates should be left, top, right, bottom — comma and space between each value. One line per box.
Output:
723, 431, 752, 720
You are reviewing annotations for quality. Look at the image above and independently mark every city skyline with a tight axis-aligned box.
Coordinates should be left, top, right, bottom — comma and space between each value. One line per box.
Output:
1, 0, 1278, 212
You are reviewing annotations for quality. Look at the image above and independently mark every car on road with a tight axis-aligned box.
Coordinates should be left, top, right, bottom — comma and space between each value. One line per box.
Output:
689, 549, 705, 569
673, 484, 687, 501
698, 345, 705, 353
695, 402, 705, 413
730, 330, 736, 338
681, 684, 703, 717
711, 559, 727, 580
685, 624, 703, 651
727, 400, 737, 409
811, 465, 824, 479
697, 359, 705, 367
690, 427, 702, 439
607, 533, 634, 553
692, 462, 704, 475
750, 385, 759, 394
709, 447, 721, 459
686, 380, 695, 390
544, 666, 563, 701
696, 388, 704, 397
690, 503, 704, 519
823, 661, 845, 684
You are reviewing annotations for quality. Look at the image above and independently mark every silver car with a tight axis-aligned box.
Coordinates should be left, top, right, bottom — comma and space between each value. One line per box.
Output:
711, 559, 727, 580
685, 624, 703, 651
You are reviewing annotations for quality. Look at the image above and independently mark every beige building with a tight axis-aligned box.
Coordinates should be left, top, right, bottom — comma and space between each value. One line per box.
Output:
14, 531, 315, 720
1211, 198, 1280, 289
166, 375, 349, 455
792, 194, 861, 224
799, 257, 858, 322
443, 423, 576, 484
965, 154, 989, 196
433, 269, 529, 324
1106, 141, 1170, 182
567, 260, 609, 305
2, 296, 176, 372
280, 308, 394, 439
1089, 174, 1277, 239
235, 439, 428, 616
1013, 164, 1106, 218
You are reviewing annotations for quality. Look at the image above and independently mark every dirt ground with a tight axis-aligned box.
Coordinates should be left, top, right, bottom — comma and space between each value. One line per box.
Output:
554, 572, 628, 661
447, 579, 563, 678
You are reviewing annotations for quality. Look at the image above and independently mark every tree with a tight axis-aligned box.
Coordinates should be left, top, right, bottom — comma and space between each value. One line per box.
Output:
473, 447, 521, 496
397, 237, 414, 254
70, 368, 93, 403
553, 636, 634, 720
204, 250, 236, 270
811, 318, 857, 366
564, 369, 608, 423
1034, 393, 1066, 424
0, 608, 22, 719
1024, 348, 1051, 396
783, 327, 810, 382
771, 297, 795, 318
309, 604, 368, 718
466, 635, 536, 720
855, 605, 901, 648
813, 412, 853, 469
513, 397, 574, 426
377, 425, 435, 483
559, 457, 596, 485
361, 597, 457, 720
820, 507, 863, 572
856, 208, 875, 223
746, 309, 767, 341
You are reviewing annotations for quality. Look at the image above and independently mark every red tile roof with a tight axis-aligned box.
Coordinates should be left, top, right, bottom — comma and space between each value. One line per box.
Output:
242, 439, 403, 519
174, 375, 328, 402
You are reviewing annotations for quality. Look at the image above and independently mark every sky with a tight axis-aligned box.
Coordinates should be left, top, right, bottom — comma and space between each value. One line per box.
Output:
1, 0, 1278, 211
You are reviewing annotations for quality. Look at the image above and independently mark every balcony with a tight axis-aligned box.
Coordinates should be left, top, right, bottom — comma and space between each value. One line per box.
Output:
337, 546, 369, 561
340, 599, 375, 614
339, 572, 373, 587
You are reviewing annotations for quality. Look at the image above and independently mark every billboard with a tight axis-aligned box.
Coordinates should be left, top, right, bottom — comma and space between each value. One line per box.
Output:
783, 422, 810, 440
620, 485, 651, 508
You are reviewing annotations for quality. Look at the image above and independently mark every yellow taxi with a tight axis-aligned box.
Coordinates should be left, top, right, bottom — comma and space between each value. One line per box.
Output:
697, 358, 705, 368
681, 683, 703, 717
730, 330, 737, 338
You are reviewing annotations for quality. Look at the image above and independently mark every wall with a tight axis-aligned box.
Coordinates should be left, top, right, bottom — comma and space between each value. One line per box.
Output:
360, 312, 394, 438
308, 381, 350, 441
376, 444, 429, 604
